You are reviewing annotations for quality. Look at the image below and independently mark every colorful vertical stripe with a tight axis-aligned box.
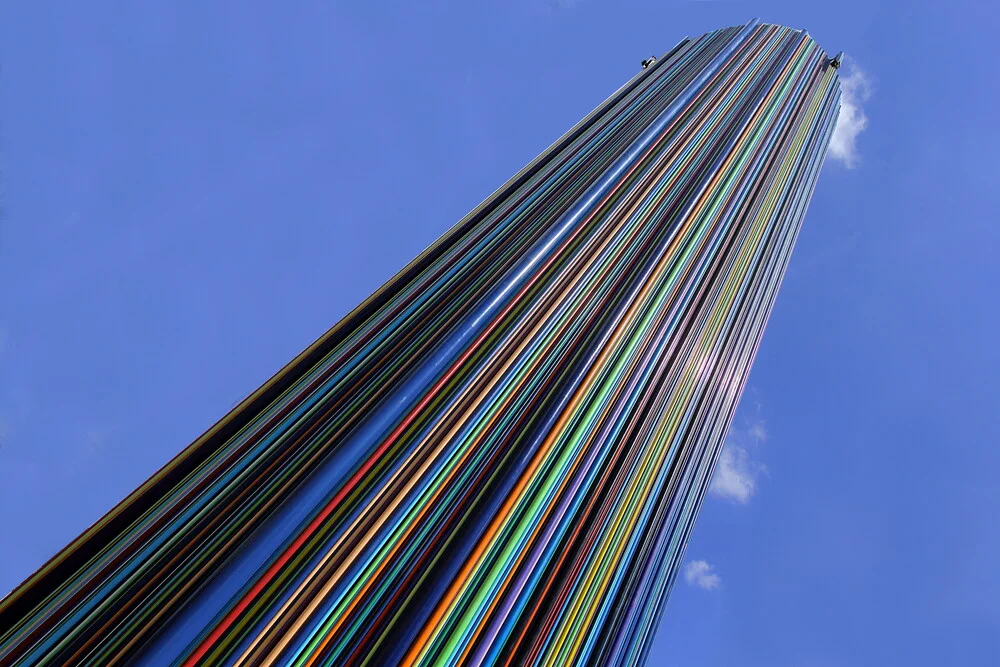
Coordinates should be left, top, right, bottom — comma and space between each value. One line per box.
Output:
0, 20, 840, 666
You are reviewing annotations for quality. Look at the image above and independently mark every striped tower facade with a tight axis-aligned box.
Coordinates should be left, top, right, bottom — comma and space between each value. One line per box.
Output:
1, 20, 841, 666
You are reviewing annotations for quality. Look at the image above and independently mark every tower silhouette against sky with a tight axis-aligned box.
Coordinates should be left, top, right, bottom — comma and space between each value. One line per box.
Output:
1, 20, 841, 666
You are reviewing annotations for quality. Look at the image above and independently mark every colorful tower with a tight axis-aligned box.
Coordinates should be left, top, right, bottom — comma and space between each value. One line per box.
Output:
0, 20, 841, 666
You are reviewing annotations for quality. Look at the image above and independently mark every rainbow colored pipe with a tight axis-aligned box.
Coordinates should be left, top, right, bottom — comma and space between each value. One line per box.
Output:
0, 20, 841, 666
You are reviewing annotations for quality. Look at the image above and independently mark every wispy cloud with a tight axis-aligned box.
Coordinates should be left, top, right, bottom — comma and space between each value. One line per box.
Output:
747, 419, 767, 444
684, 560, 722, 590
829, 61, 873, 168
710, 418, 767, 504
710, 443, 761, 503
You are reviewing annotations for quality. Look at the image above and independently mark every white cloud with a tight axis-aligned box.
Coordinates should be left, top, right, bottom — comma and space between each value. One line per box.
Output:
748, 419, 767, 445
684, 560, 722, 590
709, 414, 768, 504
829, 62, 873, 168
710, 440, 765, 504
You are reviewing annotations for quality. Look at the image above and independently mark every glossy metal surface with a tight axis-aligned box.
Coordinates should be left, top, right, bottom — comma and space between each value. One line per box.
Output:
0, 20, 841, 666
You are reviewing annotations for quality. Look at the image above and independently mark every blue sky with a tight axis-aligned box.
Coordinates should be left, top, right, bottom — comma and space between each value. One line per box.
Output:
1, 1, 997, 664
